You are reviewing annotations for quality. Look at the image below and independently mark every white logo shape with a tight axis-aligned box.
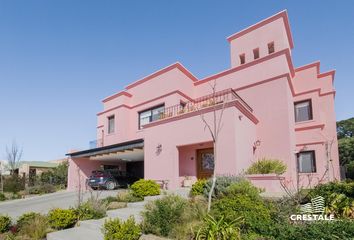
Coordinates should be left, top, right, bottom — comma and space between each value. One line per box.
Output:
300, 196, 325, 214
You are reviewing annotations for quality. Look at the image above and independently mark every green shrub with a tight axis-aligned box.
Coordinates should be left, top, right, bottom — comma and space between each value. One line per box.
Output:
27, 183, 56, 195
346, 162, 354, 179
169, 196, 207, 240
309, 181, 354, 202
211, 180, 272, 235
324, 193, 354, 218
48, 208, 77, 230
0, 215, 11, 233
130, 179, 160, 198
0, 193, 6, 201
103, 216, 141, 240
18, 214, 49, 240
116, 190, 144, 202
107, 202, 127, 210
77, 200, 106, 220
204, 175, 244, 199
196, 214, 242, 240
16, 212, 41, 231
267, 220, 354, 240
3, 175, 25, 193
142, 195, 188, 237
40, 162, 68, 186
102, 196, 118, 204
190, 179, 207, 196
246, 158, 287, 175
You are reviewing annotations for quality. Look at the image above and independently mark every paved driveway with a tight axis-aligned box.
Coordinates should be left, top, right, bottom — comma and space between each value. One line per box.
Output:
0, 190, 120, 219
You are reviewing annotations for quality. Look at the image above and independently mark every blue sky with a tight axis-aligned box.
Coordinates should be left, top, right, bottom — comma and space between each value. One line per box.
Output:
0, 0, 353, 161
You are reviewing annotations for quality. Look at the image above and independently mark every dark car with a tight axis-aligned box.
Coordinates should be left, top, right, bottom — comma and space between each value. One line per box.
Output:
86, 169, 138, 190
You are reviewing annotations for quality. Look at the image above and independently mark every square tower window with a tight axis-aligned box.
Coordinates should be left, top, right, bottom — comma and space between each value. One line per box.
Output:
108, 115, 115, 134
253, 48, 259, 59
268, 42, 275, 54
239, 54, 245, 65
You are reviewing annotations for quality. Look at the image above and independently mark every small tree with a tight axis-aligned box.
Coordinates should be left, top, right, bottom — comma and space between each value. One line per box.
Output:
6, 140, 23, 174
199, 81, 227, 212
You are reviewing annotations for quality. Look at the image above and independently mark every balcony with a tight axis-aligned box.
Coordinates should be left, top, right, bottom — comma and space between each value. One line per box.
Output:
149, 88, 253, 124
89, 139, 103, 149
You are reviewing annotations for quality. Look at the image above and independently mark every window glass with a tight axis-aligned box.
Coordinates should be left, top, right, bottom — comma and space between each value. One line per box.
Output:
298, 151, 316, 173
253, 48, 259, 59
239, 54, 245, 64
108, 116, 115, 134
152, 106, 164, 121
295, 100, 312, 122
139, 105, 165, 129
268, 42, 275, 54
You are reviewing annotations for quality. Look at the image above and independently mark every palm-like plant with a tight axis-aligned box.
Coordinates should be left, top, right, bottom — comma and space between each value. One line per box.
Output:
196, 214, 242, 240
325, 193, 354, 218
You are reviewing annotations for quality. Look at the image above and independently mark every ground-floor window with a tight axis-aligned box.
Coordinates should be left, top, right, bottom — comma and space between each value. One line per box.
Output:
297, 150, 316, 173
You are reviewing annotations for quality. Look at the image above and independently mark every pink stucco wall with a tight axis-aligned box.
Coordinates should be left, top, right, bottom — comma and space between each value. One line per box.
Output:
68, 10, 339, 193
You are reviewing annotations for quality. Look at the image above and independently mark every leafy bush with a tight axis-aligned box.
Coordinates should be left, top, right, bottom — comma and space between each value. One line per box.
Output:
142, 195, 188, 237
0, 215, 11, 233
196, 214, 242, 240
324, 193, 354, 218
16, 212, 41, 231
190, 179, 207, 196
48, 208, 77, 230
107, 202, 127, 210
211, 180, 273, 235
26, 183, 56, 195
309, 181, 354, 202
103, 216, 141, 240
18, 214, 49, 240
346, 161, 354, 179
40, 162, 68, 186
204, 175, 244, 199
77, 199, 106, 220
116, 190, 144, 202
130, 179, 160, 198
0, 193, 6, 201
246, 158, 287, 175
102, 196, 118, 204
3, 175, 25, 193
267, 220, 354, 240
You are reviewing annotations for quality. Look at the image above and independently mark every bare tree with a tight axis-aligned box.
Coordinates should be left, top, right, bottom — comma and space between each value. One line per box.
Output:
199, 81, 227, 212
6, 140, 23, 174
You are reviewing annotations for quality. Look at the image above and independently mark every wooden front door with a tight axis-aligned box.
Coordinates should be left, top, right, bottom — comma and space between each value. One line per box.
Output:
197, 148, 214, 179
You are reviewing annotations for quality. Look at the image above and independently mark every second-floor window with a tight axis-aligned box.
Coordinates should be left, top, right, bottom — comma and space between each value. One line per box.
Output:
268, 42, 275, 54
297, 151, 316, 173
139, 104, 165, 129
294, 100, 313, 122
239, 54, 246, 65
108, 115, 115, 134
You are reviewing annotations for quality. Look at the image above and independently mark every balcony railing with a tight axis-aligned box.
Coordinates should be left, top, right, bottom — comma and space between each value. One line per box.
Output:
151, 88, 252, 124
89, 139, 103, 149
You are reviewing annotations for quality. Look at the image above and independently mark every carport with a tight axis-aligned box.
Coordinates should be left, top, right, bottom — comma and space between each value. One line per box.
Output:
66, 139, 144, 191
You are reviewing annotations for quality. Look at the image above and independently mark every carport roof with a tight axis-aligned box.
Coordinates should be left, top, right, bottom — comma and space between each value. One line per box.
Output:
67, 139, 144, 159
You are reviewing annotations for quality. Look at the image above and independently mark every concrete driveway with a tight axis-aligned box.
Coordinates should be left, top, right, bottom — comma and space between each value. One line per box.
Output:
0, 190, 120, 219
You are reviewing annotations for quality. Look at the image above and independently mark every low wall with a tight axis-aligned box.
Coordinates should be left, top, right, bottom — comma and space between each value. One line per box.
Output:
246, 174, 286, 194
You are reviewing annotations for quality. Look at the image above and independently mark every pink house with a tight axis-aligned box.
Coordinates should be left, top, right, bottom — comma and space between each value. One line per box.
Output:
67, 10, 340, 193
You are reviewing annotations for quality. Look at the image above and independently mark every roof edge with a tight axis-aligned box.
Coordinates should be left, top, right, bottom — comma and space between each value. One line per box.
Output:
125, 62, 198, 90
226, 10, 294, 49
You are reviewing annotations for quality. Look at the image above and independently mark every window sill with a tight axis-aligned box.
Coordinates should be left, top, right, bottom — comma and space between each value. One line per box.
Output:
295, 119, 315, 125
